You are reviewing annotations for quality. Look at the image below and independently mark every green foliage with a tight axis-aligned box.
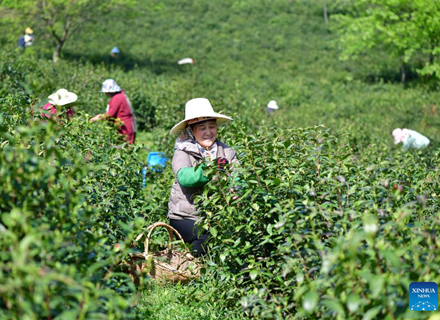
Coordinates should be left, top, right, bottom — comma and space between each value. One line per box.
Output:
137, 282, 244, 320
0, 95, 151, 318
332, 0, 440, 80
1, 0, 137, 61
0, 0, 440, 318
197, 125, 440, 319
0, 50, 161, 131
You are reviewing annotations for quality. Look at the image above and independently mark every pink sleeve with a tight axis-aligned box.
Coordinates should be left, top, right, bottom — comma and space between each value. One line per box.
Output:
41, 103, 56, 118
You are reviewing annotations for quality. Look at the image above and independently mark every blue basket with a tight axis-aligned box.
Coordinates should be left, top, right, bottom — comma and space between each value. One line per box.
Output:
147, 152, 168, 172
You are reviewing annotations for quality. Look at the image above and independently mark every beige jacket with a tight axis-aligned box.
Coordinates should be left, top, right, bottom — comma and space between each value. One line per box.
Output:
167, 140, 237, 221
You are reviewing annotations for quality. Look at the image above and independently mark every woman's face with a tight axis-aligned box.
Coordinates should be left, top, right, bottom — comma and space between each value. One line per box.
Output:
191, 120, 217, 148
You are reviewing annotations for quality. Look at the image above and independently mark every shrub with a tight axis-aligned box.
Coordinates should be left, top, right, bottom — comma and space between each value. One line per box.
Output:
197, 125, 440, 319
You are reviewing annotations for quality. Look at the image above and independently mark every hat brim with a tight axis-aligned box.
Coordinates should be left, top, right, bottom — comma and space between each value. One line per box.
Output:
170, 114, 232, 135
48, 92, 78, 106
100, 88, 122, 93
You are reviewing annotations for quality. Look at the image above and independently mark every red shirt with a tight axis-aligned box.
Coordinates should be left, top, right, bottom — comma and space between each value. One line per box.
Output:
41, 103, 74, 119
107, 91, 137, 144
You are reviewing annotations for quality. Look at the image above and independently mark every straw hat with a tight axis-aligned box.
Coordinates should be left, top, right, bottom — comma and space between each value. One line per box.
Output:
170, 98, 232, 135
100, 79, 122, 93
25, 27, 33, 34
48, 89, 77, 106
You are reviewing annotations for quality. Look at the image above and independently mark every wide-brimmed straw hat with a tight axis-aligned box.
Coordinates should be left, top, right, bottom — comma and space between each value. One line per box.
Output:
25, 27, 33, 34
170, 98, 232, 135
48, 89, 77, 106
100, 79, 122, 93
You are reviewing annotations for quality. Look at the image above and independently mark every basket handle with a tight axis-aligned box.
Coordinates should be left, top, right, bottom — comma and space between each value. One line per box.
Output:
132, 222, 188, 257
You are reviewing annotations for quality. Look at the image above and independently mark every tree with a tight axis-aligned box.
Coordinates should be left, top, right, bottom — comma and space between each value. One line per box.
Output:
1, 0, 136, 62
331, 0, 440, 82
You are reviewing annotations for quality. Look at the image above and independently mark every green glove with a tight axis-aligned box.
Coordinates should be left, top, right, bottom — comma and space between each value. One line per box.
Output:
177, 165, 209, 188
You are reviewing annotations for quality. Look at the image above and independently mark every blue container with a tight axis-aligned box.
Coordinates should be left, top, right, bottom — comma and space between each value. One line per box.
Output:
147, 152, 168, 172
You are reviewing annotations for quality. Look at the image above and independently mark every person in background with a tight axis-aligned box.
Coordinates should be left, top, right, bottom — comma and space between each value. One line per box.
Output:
168, 98, 237, 257
24, 27, 35, 48
392, 128, 430, 149
91, 79, 137, 144
41, 88, 77, 120
110, 47, 120, 58
266, 100, 279, 114
18, 27, 34, 51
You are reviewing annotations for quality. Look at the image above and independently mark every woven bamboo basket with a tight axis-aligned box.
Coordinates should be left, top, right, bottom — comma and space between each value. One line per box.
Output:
125, 222, 201, 285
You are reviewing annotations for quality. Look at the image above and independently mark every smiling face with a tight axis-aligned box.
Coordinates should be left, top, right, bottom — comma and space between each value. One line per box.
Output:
191, 119, 218, 148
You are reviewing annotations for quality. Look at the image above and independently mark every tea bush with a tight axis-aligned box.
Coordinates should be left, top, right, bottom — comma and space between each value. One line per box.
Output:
2, 87, 439, 318
0, 93, 162, 318
197, 125, 440, 319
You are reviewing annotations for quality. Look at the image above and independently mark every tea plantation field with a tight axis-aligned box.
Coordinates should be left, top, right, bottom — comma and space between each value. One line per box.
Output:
1, 0, 440, 319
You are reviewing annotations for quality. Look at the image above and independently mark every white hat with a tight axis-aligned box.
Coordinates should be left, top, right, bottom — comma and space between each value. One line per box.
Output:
267, 100, 279, 110
48, 89, 77, 106
170, 98, 232, 135
100, 79, 122, 93
178, 58, 195, 65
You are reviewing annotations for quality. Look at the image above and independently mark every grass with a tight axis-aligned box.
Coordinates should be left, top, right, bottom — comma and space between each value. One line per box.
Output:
136, 281, 244, 320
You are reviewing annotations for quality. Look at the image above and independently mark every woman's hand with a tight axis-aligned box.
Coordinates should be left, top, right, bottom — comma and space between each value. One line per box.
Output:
90, 114, 102, 122
216, 158, 229, 171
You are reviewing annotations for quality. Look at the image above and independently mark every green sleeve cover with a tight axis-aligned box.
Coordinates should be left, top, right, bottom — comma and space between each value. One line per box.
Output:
177, 165, 209, 188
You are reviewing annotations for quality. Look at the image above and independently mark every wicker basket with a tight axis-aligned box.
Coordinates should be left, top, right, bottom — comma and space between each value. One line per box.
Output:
125, 222, 201, 285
